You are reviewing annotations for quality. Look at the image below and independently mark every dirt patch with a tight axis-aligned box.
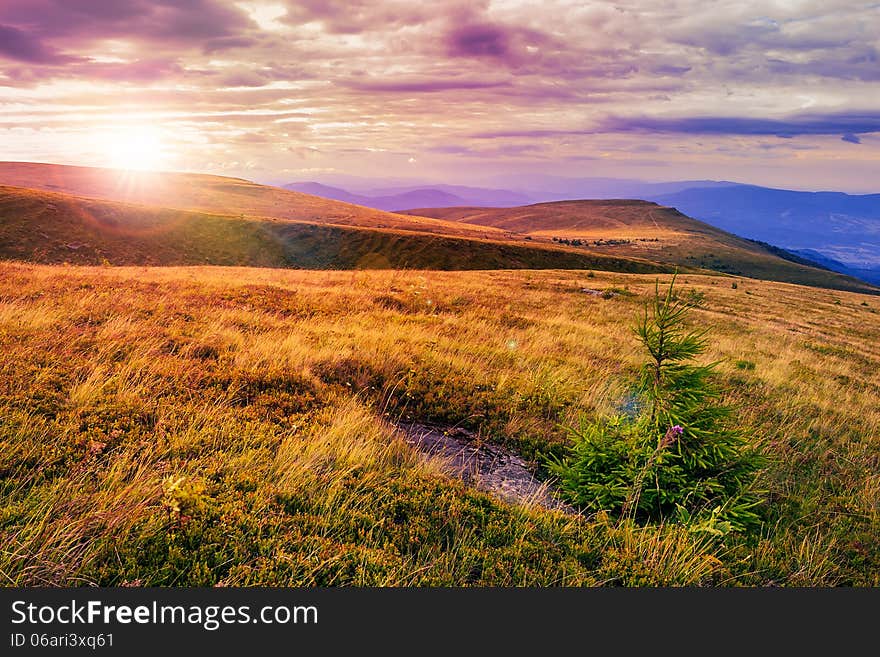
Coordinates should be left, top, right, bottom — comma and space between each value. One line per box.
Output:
397, 423, 576, 514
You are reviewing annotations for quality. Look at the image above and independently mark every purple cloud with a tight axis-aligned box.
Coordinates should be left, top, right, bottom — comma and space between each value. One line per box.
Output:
602, 112, 880, 140
766, 47, 880, 82
441, 9, 552, 69
0, 0, 255, 85
281, 0, 431, 34
468, 112, 880, 143
650, 64, 692, 77
203, 36, 261, 54
80, 57, 185, 82
469, 129, 596, 139
0, 0, 251, 42
0, 24, 77, 64
428, 143, 543, 157
217, 69, 272, 88
447, 23, 510, 58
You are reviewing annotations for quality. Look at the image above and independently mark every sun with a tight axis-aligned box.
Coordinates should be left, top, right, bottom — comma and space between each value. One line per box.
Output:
103, 125, 168, 172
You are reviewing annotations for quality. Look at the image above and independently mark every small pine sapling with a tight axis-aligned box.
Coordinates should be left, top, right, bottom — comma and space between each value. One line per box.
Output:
549, 274, 765, 534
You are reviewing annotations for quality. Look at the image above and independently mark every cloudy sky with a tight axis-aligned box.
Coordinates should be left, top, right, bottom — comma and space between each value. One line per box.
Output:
1, 0, 879, 191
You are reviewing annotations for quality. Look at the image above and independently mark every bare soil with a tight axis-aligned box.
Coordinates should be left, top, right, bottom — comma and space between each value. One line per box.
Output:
397, 423, 576, 514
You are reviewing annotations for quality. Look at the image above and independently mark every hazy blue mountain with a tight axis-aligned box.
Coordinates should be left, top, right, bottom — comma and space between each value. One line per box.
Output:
651, 184, 880, 274
787, 249, 880, 285
787, 249, 851, 271
372, 188, 470, 210
283, 182, 364, 205
283, 182, 526, 211
480, 174, 736, 201
284, 175, 728, 207
367, 184, 532, 207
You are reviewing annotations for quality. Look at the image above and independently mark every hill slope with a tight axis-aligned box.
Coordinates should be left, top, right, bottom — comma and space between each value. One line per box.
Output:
2, 162, 875, 293
0, 161, 501, 240
406, 200, 878, 294
0, 185, 675, 273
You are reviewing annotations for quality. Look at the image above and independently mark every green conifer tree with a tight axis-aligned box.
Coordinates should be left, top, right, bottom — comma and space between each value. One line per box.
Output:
550, 275, 765, 534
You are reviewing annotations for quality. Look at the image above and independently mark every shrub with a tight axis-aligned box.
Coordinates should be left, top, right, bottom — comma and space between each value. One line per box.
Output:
549, 275, 765, 534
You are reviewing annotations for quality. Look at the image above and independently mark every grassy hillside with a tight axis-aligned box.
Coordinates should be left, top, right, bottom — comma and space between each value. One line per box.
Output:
407, 200, 878, 294
0, 161, 501, 239
2, 262, 878, 586
0, 185, 673, 273
407, 199, 693, 236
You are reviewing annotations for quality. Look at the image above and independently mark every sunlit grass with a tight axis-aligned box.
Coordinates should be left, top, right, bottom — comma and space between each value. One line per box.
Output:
1, 262, 878, 585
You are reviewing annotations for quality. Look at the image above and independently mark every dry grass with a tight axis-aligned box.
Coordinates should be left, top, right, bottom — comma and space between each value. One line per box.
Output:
1, 261, 878, 585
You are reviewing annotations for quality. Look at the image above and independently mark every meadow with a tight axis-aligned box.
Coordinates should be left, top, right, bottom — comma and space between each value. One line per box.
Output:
1, 261, 878, 586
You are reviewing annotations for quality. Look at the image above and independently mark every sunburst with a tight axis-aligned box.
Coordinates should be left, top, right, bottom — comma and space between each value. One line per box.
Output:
103, 125, 168, 172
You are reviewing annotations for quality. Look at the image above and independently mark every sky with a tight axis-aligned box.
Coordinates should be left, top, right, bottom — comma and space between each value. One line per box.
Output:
1, 0, 879, 192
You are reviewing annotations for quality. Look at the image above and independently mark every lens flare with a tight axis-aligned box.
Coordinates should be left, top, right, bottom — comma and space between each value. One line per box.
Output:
103, 125, 168, 172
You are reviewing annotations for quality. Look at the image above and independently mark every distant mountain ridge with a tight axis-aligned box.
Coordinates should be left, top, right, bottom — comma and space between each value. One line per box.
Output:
787, 249, 880, 285
283, 181, 531, 210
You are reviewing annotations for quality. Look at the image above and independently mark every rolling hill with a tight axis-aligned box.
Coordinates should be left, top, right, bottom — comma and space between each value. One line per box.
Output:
0, 161, 502, 240
0, 184, 675, 273
404, 200, 879, 294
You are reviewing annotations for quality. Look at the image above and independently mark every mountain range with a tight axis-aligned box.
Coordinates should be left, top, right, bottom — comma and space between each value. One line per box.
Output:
650, 185, 880, 284
282, 181, 531, 210
284, 175, 880, 285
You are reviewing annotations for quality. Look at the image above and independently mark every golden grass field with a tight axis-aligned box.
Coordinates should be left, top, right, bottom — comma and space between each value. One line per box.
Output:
2, 261, 878, 586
